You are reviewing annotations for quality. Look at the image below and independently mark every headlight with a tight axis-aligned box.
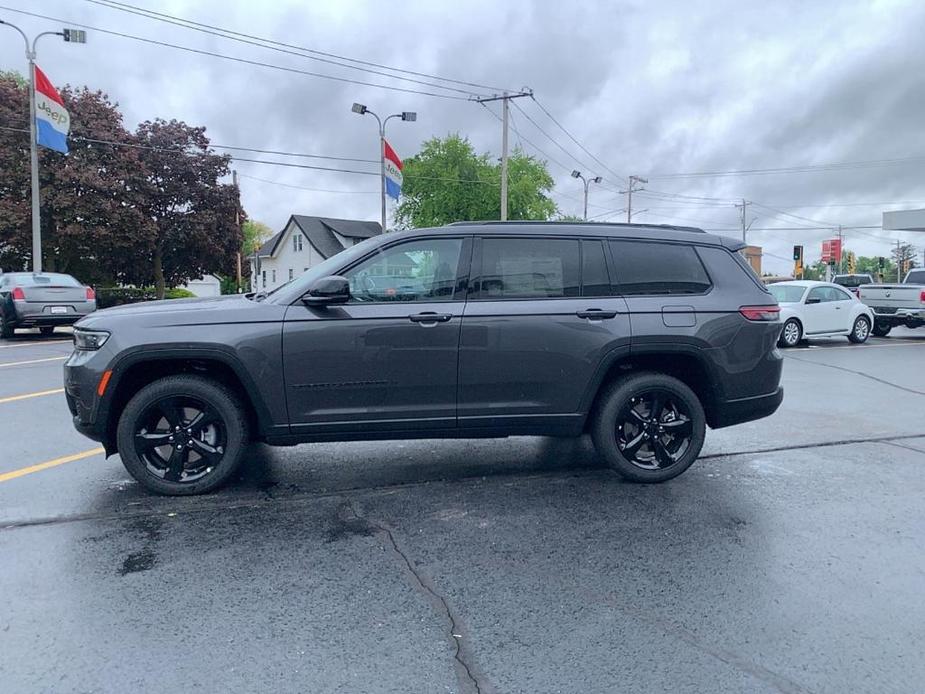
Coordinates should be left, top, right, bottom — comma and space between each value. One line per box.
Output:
73, 329, 110, 351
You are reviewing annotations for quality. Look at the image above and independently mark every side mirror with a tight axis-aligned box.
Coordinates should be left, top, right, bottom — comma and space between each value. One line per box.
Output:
805, 296, 821, 305
302, 275, 350, 306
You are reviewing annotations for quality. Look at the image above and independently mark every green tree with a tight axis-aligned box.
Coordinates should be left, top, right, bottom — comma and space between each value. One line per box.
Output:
242, 219, 273, 255
395, 135, 556, 228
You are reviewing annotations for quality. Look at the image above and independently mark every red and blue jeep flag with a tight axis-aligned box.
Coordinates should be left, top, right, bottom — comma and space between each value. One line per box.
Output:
34, 66, 70, 154
384, 139, 403, 200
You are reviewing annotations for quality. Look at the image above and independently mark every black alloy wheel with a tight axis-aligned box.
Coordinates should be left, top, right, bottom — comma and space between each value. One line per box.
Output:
615, 389, 694, 470
590, 372, 706, 483
117, 375, 248, 495
134, 396, 227, 483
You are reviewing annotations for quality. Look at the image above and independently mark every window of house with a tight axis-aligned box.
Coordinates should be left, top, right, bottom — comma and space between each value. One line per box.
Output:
292, 234, 303, 252
343, 238, 462, 302
289, 268, 294, 281
261, 270, 266, 288
271, 269, 277, 284
610, 241, 711, 295
476, 238, 580, 299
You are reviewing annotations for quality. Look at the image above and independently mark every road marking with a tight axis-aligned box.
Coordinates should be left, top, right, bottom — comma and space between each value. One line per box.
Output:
0, 388, 65, 405
0, 356, 68, 368
800, 341, 925, 351
0, 340, 72, 350
0, 447, 104, 484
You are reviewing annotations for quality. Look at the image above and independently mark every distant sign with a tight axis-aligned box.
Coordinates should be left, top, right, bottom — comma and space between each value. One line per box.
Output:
821, 238, 842, 264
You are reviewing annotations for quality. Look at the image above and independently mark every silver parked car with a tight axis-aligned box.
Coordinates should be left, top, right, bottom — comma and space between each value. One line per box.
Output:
0, 272, 97, 338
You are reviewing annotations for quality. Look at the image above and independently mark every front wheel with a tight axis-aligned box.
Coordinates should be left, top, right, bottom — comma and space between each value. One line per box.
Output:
591, 372, 706, 483
872, 321, 892, 337
848, 316, 870, 344
116, 375, 249, 495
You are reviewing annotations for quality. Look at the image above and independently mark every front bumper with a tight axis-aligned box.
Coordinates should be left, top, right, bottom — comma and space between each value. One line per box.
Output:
64, 347, 113, 447
711, 387, 784, 429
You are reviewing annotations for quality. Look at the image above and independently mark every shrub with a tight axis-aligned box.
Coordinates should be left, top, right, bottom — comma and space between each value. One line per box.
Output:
96, 286, 196, 308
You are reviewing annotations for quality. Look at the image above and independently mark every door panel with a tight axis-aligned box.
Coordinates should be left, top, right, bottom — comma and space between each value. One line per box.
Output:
458, 237, 630, 428
282, 236, 468, 435
283, 301, 463, 432
803, 287, 839, 333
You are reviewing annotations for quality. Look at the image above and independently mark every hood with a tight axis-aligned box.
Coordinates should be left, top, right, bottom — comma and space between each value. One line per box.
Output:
75, 293, 285, 330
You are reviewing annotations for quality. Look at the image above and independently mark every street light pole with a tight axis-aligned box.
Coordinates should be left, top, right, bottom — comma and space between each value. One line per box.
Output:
571, 170, 602, 221
352, 103, 416, 233
0, 20, 86, 273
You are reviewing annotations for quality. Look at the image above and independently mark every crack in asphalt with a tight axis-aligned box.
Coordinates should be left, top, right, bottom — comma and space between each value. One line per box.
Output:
3, 432, 925, 532
881, 440, 925, 455
783, 353, 925, 396
344, 499, 486, 694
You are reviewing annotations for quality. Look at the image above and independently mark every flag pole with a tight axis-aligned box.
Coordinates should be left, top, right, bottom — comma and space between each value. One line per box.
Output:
28, 50, 42, 273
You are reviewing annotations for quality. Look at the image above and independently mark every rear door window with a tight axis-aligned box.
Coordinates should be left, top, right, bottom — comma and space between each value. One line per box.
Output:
609, 241, 711, 295
476, 238, 580, 299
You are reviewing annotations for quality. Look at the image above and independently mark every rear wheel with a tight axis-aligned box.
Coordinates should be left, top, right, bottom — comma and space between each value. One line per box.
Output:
848, 316, 870, 343
591, 372, 706, 483
116, 375, 249, 495
39, 326, 55, 336
778, 318, 802, 348
0, 319, 13, 339
872, 321, 892, 337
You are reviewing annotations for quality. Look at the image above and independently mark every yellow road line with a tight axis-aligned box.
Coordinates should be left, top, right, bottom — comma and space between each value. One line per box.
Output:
0, 340, 72, 350
0, 447, 104, 484
0, 388, 65, 405
0, 356, 67, 368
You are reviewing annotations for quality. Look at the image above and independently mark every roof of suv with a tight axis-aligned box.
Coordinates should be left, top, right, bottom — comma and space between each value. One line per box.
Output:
435, 221, 744, 249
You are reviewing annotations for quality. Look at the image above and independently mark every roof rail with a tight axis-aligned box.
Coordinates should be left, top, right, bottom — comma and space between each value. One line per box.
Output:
445, 220, 706, 233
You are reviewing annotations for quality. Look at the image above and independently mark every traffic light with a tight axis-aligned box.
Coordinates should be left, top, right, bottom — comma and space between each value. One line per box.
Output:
878, 256, 885, 270
792, 245, 803, 278
793, 245, 803, 261
847, 251, 857, 274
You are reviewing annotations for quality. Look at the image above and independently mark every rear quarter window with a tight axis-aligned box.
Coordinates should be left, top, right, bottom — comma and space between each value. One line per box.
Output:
609, 240, 711, 295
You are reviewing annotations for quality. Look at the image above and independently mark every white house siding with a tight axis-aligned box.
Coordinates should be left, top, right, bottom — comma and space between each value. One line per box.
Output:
251, 221, 326, 291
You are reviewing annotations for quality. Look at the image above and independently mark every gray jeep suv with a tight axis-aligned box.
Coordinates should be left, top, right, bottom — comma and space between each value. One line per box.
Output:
65, 222, 783, 495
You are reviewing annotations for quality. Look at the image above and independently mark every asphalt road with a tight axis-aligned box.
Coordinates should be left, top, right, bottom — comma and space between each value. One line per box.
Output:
1, 327, 924, 693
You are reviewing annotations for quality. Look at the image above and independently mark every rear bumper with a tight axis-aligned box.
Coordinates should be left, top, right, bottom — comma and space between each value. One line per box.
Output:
711, 387, 783, 429
871, 308, 925, 323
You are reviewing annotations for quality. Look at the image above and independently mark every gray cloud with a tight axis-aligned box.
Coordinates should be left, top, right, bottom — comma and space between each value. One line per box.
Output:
2, 0, 923, 273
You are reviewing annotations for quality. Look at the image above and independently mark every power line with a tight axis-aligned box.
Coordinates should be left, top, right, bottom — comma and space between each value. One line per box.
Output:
0, 6, 473, 100
84, 0, 490, 98
86, 0, 511, 94
237, 173, 377, 194
647, 154, 925, 179
529, 96, 626, 184
509, 101, 604, 183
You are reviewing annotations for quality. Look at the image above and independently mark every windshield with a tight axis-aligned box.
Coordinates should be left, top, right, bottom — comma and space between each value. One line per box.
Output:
768, 284, 806, 303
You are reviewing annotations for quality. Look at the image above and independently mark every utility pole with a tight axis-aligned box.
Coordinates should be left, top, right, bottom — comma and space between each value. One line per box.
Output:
622, 175, 647, 224
474, 90, 532, 220
1, 20, 86, 273
734, 199, 752, 244
897, 239, 902, 282
232, 170, 242, 293
351, 103, 416, 233
836, 225, 844, 274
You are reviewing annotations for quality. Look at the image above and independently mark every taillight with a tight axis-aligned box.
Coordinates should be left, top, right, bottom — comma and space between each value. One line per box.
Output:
86, 287, 96, 301
920, 290, 925, 303
739, 305, 780, 321
11, 286, 25, 301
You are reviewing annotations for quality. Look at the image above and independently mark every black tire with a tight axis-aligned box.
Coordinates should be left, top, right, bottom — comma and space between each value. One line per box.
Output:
778, 318, 802, 348
848, 315, 870, 344
116, 375, 249, 495
0, 319, 13, 339
39, 326, 55, 336
590, 372, 706, 483
872, 321, 892, 337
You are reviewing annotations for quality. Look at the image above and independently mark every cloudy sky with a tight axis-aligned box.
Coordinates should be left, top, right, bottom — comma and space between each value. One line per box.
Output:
2, 0, 924, 274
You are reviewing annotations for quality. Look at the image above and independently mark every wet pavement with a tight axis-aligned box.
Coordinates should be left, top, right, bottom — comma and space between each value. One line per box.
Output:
1, 327, 924, 693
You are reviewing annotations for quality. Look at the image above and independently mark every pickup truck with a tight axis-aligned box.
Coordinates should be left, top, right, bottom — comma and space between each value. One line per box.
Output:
857, 269, 925, 336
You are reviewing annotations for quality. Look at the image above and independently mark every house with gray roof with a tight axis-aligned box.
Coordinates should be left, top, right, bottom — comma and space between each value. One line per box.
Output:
250, 215, 382, 291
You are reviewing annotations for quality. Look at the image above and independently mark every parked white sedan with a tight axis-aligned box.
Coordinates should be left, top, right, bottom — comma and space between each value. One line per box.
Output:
767, 281, 875, 347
